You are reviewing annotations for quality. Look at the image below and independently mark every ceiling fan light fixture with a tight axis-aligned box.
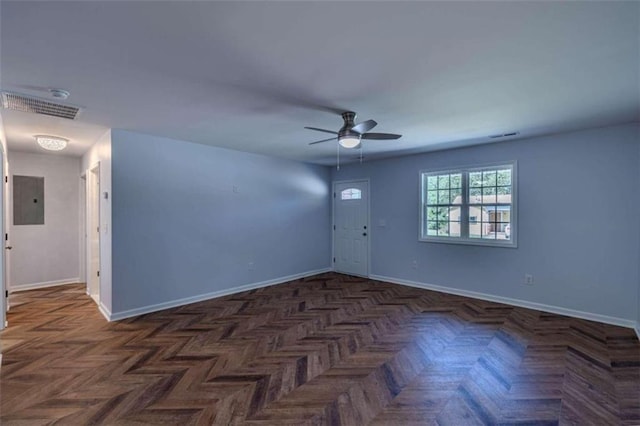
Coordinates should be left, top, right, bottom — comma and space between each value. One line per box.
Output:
338, 135, 360, 149
35, 135, 68, 151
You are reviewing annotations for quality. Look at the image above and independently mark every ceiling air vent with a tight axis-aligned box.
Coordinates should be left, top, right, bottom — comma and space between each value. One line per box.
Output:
1, 92, 80, 120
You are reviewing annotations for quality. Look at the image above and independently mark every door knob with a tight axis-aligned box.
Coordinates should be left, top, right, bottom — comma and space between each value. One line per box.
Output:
5, 246, 12, 250
362, 233, 367, 236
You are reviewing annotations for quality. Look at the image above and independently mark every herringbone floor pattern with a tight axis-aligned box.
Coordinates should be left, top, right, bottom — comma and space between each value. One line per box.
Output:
1, 273, 638, 425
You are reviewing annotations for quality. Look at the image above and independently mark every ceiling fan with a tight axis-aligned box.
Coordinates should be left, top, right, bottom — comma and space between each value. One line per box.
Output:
305, 111, 401, 149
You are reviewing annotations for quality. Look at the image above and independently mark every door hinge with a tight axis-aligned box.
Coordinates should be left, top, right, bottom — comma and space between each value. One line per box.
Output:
333, 192, 336, 198
333, 225, 335, 230
333, 257, 335, 263
5, 290, 8, 298
4, 176, 7, 183
97, 271, 100, 277
4, 233, 7, 241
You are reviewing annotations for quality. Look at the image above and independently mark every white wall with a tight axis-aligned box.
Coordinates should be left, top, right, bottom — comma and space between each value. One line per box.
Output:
8, 151, 80, 289
333, 123, 640, 326
81, 129, 112, 315
109, 129, 331, 318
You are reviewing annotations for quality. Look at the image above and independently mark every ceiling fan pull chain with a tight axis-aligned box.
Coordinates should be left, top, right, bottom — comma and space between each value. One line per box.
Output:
360, 145, 363, 163
337, 142, 340, 170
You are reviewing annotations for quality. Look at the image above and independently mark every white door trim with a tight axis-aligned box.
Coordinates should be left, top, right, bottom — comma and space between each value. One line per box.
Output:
79, 173, 87, 285
332, 179, 371, 278
86, 162, 101, 304
0, 149, 5, 330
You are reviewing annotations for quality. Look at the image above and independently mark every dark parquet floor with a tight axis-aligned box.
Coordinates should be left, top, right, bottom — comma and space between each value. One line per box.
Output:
1, 273, 639, 425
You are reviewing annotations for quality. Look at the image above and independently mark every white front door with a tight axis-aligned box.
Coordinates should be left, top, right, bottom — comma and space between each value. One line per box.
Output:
333, 180, 369, 277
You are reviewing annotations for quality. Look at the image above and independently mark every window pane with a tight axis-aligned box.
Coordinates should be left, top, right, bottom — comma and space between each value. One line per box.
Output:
438, 190, 449, 204
495, 206, 511, 240
426, 207, 439, 221
482, 186, 496, 204
497, 169, 511, 186
469, 172, 483, 187
450, 174, 462, 188
497, 186, 511, 203
468, 206, 482, 238
498, 206, 511, 223
437, 224, 449, 236
450, 188, 462, 204
449, 221, 461, 237
427, 176, 438, 190
481, 205, 497, 239
341, 188, 361, 200
496, 222, 511, 240
437, 207, 449, 220
427, 190, 437, 205
482, 222, 496, 239
449, 206, 461, 222
427, 221, 438, 236
483, 170, 497, 186
438, 175, 450, 189
469, 187, 481, 203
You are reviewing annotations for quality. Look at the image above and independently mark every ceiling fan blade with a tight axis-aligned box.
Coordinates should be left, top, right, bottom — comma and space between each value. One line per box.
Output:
351, 119, 377, 134
361, 132, 402, 140
309, 137, 338, 145
304, 126, 338, 135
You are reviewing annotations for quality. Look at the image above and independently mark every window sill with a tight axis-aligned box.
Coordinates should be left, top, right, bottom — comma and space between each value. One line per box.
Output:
419, 236, 517, 248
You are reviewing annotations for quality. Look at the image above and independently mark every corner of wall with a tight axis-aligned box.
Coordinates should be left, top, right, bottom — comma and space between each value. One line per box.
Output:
81, 129, 113, 314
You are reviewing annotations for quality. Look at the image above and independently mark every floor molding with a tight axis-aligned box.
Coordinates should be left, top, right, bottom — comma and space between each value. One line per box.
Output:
98, 302, 111, 322
9, 278, 81, 293
108, 267, 332, 322
370, 274, 637, 330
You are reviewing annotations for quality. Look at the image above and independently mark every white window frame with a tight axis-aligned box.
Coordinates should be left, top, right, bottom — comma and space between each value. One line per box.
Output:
419, 161, 517, 248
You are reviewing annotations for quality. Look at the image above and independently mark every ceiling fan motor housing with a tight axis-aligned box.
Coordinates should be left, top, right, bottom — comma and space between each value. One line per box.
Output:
339, 111, 359, 138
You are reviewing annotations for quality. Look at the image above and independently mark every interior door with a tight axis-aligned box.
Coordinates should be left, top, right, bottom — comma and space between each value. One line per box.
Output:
333, 180, 369, 277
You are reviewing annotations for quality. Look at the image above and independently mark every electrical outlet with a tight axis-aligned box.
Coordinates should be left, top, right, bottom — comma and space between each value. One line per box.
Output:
412, 260, 418, 269
524, 274, 534, 285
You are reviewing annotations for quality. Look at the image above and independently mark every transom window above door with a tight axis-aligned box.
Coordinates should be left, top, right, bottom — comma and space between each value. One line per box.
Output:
341, 188, 362, 200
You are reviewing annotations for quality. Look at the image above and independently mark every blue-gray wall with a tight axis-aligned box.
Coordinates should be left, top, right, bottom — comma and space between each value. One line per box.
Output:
111, 130, 331, 313
333, 123, 640, 323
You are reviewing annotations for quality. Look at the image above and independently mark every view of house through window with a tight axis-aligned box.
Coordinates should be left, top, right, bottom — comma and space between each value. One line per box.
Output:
420, 163, 516, 246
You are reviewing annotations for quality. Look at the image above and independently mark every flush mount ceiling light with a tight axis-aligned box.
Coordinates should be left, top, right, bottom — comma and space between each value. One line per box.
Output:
49, 88, 70, 100
35, 135, 68, 151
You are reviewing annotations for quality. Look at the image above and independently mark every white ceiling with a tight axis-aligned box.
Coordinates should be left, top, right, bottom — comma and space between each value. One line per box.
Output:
1, 1, 638, 164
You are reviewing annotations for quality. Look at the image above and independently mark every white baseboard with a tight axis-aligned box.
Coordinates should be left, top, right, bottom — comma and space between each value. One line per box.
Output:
98, 302, 111, 322
108, 268, 332, 322
369, 274, 637, 330
635, 323, 640, 341
9, 278, 81, 293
